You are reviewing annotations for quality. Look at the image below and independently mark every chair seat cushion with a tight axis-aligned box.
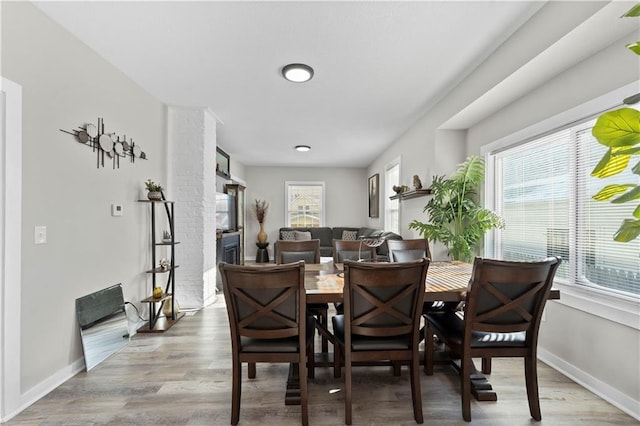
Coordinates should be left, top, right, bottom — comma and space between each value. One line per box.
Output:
241, 315, 316, 352
425, 311, 526, 348
332, 314, 410, 350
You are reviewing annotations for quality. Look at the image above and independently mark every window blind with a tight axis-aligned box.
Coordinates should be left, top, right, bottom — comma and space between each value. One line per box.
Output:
492, 118, 639, 297
575, 122, 640, 295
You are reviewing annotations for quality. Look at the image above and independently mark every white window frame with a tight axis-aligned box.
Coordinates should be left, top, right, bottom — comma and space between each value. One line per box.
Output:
482, 82, 640, 330
284, 181, 325, 227
384, 157, 401, 234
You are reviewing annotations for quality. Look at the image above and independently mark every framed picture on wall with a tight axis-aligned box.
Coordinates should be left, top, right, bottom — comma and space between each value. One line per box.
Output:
216, 147, 230, 179
368, 173, 379, 218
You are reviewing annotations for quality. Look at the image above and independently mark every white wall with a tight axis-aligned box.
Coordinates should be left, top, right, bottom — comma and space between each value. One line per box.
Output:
243, 166, 367, 259
2, 1, 166, 408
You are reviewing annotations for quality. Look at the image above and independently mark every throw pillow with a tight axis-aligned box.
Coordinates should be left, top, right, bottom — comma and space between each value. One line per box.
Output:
294, 231, 312, 241
342, 230, 358, 240
280, 230, 296, 241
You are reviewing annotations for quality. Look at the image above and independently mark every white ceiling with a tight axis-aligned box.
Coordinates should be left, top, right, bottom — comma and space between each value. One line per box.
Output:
31, 1, 634, 169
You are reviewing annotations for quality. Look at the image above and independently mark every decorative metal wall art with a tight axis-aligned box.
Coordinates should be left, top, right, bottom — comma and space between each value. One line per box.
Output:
60, 118, 147, 169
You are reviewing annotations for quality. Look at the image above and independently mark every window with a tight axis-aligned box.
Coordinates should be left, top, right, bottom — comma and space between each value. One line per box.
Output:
488, 117, 640, 298
385, 160, 400, 234
285, 182, 325, 227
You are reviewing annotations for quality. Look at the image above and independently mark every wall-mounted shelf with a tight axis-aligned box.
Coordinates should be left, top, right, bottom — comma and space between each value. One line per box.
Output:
145, 265, 180, 274
389, 188, 432, 201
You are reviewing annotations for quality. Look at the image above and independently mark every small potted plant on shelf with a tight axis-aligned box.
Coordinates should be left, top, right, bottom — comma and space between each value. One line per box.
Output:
162, 230, 172, 243
145, 179, 163, 200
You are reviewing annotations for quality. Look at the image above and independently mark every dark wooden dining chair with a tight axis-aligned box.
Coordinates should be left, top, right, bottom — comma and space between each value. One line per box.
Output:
332, 239, 377, 263
275, 239, 321, 264
332, 258, 430, 424
219, 261, 314, 426
424, 256, 561, 422
275, 239, 329, 353
387, 238, 464, 370
331, 239, 379, 318
387, 238, 431, 262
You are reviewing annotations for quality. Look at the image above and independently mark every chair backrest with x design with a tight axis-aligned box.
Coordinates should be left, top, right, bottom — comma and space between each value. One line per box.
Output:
464, 256, 561, 344
222, 261, 305, 343
344, 258, 428, 341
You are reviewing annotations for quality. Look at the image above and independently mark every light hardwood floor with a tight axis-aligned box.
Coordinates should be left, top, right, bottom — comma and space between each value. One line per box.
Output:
5, 297, 637, 425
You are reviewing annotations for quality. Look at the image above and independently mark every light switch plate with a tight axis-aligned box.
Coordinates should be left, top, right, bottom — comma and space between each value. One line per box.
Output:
34, 226, 47, 244
111, 204, 123, 216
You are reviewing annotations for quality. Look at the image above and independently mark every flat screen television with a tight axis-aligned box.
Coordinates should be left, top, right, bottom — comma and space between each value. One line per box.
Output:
216, 193, 237, 232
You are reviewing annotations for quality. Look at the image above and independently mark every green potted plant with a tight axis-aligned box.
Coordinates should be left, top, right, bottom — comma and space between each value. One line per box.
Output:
145, 179, 163, 201
590, 3, 640, 242
409, 155, 504, 262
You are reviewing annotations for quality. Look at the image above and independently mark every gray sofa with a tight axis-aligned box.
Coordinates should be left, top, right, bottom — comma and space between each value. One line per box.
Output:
275, 226, 402, 261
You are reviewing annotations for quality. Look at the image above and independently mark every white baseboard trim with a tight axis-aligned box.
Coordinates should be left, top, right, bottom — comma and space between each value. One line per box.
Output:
538, 348, 640, 421
13, 358, 85, 421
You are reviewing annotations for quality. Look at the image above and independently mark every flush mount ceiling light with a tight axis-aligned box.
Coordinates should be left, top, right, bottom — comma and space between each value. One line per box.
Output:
295, 145, 311, 152
282, 63, 314, 83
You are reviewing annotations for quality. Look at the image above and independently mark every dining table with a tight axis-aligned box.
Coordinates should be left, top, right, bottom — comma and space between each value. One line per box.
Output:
304, 261, 560, 303
283, 260, 560, 405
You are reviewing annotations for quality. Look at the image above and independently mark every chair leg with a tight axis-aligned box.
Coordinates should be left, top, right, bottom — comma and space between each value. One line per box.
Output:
525, 354, 542, 421
482, 357, 492, 374
248, 362, 256, 379
333, 342, 342, 378
410, 352, 424, 423
345, 352, 352, 425
307, 341, 315, 380
320, 309, 329, 353
309, 306, 329, 354
300, 359, 309, 426
424, 323, 434, 375
392, 360, 401, 376
461, 355, 472, 422
231, 357, 241, 425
